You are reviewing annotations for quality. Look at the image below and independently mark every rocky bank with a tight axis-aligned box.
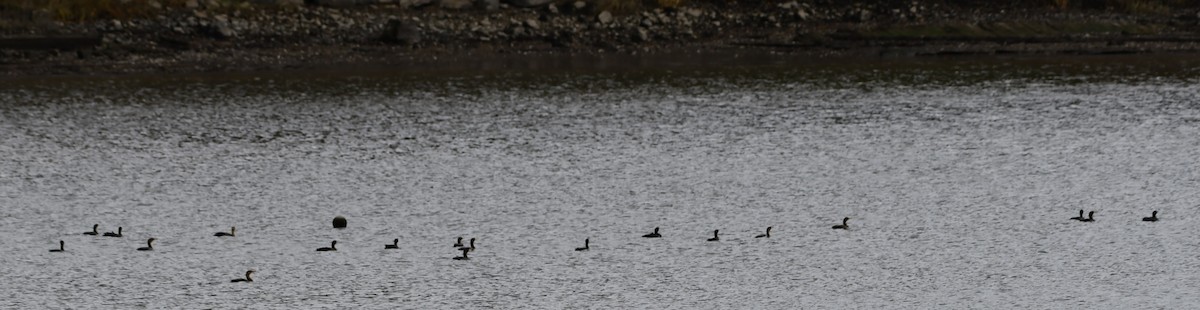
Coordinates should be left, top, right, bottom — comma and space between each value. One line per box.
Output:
3, 0, 1200, 76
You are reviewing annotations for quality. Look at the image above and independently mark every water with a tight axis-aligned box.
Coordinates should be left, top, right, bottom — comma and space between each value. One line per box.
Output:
3, 55, 1200, 308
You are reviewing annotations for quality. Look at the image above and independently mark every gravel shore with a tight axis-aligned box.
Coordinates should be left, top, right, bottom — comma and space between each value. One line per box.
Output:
3, 0, 1200, 76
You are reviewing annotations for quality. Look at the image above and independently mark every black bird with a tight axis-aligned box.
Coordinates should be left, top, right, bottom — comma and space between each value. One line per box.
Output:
642, 227, 662, 238
458, 238, 475, 252
453, 248, 470, 260
1142, 211, 1158, 222
755, 227, 772, 238
83, 224, 99, 236
316, 240, 337, 252
137, 238, 156, 251
832, 217, 850, 230
1080, 211, 1095, 222
231, 270, 254, 283
103, 227, 123, 237
49, 240, 64, 252
707, 230, 720, 241
214, 227, 235, 237
1069, 210, 1085, 221
453, 237, 463, 248
385, 239, 399, 249
575, 239, 589, 251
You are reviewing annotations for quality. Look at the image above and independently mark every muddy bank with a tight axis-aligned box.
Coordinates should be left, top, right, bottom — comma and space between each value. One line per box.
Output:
2, 1, 1200, 77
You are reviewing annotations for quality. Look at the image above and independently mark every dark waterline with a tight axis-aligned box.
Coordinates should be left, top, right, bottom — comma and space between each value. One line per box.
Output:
3, 52, 1200, 91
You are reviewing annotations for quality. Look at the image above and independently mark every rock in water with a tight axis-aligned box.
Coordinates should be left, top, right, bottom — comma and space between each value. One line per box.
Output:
333, 216, 347, 228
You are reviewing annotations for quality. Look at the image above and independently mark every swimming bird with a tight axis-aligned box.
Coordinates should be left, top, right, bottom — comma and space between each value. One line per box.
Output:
458, 238, 475, 252
1070, 210, 1085, 221
453, 237, 463, 248
137, 238, 156, 251
707, 230, 720, 241
1080, 211, 1095, 222
83, 224, 99, 236
1142, 211, 1158, 222
453, 248, 470, 260
49, 240, 64, 252
316, 240, 337, 252
832, 217, 850, 230
575, 239, 589, 251
231, 270, 254, 283
385, 239, 399, 249
102, 227, 123, 237
214, 227, 235, 237
755, 226, 772, 238
642, 227, 662, 238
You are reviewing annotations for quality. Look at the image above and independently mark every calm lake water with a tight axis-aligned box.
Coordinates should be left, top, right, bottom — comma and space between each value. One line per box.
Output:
3, 55, 1200, 308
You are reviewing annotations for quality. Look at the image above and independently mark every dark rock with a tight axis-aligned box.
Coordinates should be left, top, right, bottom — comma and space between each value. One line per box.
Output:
439, 0, 473, 9
634, 27, 650, 42
333, 216, 347, 228
216, 24, 237, 38
548, 30, 573, 47
509, 26, 527, 37
380, 18, 422, 45
306, 0, 364, 6
475, 0, 499, 11
502, 0, 552, 7
399, 0, 435, 7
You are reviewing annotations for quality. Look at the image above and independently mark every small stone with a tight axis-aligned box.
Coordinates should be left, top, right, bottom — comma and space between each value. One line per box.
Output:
214, 23, 236, 38
524, 19, 539, 29
333, 216, 347, 228
185, 0, 199, 8
597, 11, 612, 24
634, 27, 650, 42
547, 3, 558, 14
573, 1, 585, 10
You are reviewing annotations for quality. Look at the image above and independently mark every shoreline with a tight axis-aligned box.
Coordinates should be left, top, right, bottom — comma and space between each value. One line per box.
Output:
3, 1, 1200, 77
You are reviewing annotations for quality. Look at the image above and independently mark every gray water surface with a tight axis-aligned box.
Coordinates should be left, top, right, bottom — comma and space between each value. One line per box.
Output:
3, 57, 1200, 308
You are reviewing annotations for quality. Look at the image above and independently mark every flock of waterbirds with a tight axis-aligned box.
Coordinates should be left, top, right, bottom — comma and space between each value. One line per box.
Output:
50, 210, 1161, 282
